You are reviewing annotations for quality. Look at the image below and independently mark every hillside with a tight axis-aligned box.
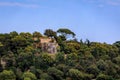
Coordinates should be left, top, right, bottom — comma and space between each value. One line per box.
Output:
0, 28, 120, 80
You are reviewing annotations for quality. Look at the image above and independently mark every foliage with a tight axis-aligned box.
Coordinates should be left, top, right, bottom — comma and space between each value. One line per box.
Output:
55, 52, 65, 63
86, 64, 99, 78
33, 31, 42, 38
17, 52, 34, 71
47, 67, 63, 80
22, 71, 37, 80
0, 29, 120, 80
0, 70, 16, 80
68, 68, 92, 80
44, 29, 56, 38
96, 73, 109, 80
34, 53, 54, 69
57, 28, 76, 38
40, 73, 53, 80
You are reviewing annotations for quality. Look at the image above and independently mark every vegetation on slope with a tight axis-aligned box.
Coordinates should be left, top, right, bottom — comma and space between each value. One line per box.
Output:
0, 28, 120, 80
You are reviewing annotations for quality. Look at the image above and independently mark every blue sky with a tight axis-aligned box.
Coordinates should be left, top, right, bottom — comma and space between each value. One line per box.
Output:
0, 0, 120, 44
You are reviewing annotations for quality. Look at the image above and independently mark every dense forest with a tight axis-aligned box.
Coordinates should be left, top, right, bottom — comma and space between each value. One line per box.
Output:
0, 28, 120, 80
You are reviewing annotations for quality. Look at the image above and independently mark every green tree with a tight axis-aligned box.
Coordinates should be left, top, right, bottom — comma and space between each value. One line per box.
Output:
22, 71, 37, 80
58, 35, 66, 41
96, 73, 109, 80
57, 28, 76, 40
97, 59, 107, 71
24, 45, 34, 53
15, 68, 23, 80
56, 64, 69, 77
0, 33, 12, 54
20, 32, 32, 39
33, 31, 42, 38
11, 35, 28, 53
0, 42, 4, 65
55, 52, 65, 64
34, 53, 54, 69
17, 52, 33, 71
44, 29, 56, 38
0, 42, 3, 47
10, 31, 18, 38
113, 56, 120, 65
0, 70, 16, 80
29, 67, 42, 79
40, 73, 53, 80
19, 32, 33, 45
65, 53, 78, 66
86, 64, 99, 78
64, 41, 80, 54
90, 42, 109, 60
68, 68, 83, 80
113, 41, 120, 53
2, 52, 16, 69
24, 77, 31, 80
47, 67, 63, 80
105, 60, 117, 77
85, 39, 91, 47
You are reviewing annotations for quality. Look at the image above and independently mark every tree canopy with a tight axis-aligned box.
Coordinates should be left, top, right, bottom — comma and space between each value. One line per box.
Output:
57, 28, 76, 39
0, 28, 120, 80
